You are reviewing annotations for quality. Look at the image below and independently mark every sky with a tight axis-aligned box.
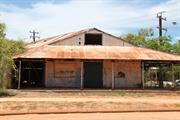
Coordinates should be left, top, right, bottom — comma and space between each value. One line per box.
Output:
0, 0, 179, 42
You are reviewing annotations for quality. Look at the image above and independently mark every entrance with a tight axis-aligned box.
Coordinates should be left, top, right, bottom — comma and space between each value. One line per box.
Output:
13, 60, 45, 88
83, 62, 103, 88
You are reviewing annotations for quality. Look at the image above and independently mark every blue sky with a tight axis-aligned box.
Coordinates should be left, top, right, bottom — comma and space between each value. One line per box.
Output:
0, 0, 179, 42
0, 0, 169, 8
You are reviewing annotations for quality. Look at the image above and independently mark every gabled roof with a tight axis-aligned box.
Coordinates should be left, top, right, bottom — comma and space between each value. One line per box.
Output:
26, 28, 131, 49
15, 45, 180, 61
16, 28, 180, 61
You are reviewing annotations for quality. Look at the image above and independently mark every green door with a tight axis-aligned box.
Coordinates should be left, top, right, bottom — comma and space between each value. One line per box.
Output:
83, 62, 103, 88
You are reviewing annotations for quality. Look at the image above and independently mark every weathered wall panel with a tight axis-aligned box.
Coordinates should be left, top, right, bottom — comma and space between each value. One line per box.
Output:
51, 29, 133, 46
45, 60, 54, 85
52, 34, 84, 46
103, 61, 141, 88
45, 60, 81, 88
103, 61, 112, 88
45, 60, 141, 88
114, 61, 141, 88
102, 34, 133, 47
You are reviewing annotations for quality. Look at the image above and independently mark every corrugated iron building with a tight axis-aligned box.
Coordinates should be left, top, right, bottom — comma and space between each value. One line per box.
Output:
13, 28, 180, 89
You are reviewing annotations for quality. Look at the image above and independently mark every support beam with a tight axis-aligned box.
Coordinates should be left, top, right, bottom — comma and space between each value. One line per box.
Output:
18, 60, 21, 89
142, 62, 145, 89
172, 63, 175, 85
80, 61, 83, 90
111, 61, 115, 89
53, 60, 55, 81
44, 59, 47, 87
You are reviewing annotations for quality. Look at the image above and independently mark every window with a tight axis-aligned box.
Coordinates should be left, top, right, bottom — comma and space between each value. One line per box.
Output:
85, 34, 102, 45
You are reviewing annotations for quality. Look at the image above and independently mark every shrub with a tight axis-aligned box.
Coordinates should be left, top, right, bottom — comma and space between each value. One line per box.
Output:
0, 89, 17, 97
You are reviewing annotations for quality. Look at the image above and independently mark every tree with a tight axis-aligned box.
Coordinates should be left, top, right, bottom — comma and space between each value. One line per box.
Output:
121, 28, 154, 47
0, 23, 25, 90
121, 28, 180, 55
172, 41, 180, 55
144, 36, 173, 53
121, 33, 144, 46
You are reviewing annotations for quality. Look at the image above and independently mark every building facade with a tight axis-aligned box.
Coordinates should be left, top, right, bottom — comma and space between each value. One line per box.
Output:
13, 28, 180, 89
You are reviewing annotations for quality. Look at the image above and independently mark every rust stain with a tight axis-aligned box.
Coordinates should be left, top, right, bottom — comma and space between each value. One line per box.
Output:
14, 45, 180, 61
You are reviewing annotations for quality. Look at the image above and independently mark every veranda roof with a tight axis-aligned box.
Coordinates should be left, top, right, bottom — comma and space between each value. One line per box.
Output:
14, 45, 180, 61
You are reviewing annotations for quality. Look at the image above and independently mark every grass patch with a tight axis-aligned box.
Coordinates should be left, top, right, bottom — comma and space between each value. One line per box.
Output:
0, 89, 17, 97
116, 91, 126, 96
77, 91, 128, 97
175, 104, 180, 107
28, 103, 37, 110
76, 102, 85, 107
41, 90, 153, 97
11, 105, 24, 110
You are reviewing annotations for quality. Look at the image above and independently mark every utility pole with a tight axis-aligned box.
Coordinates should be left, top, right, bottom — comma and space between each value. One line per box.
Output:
30, 30, 40, 43
157, 11, 167, 44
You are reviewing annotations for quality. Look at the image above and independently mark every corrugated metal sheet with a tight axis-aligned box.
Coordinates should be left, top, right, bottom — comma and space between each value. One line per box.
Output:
14, 45, 180, 61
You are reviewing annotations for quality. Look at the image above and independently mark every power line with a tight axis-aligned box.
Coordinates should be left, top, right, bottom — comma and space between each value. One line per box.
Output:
29, 30, 40, 43
157, 11, 167, 44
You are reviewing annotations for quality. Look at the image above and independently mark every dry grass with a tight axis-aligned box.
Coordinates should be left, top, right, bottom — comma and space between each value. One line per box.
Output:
0, 101, 179, 114
11, 90, 164, 98
0, 90, 179, 114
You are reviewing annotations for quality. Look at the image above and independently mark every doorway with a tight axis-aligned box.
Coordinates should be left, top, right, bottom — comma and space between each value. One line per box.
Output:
20, 61, 45, 88
83, 62, 103, 88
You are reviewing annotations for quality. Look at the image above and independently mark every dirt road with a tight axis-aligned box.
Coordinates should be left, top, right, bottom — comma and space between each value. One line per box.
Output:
0, 97, 179, 104
0, 112, 179, 120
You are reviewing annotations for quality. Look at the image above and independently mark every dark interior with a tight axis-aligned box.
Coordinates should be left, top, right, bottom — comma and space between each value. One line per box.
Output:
83, 62, 103, 88
85, 34, 102, 45
13, 60, 45, 88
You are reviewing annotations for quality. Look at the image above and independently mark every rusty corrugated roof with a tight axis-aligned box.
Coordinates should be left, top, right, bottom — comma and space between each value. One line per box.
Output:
14, 46, 180, 61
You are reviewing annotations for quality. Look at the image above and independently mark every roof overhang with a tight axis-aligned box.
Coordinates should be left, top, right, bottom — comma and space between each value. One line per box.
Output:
14, 46, 180, 62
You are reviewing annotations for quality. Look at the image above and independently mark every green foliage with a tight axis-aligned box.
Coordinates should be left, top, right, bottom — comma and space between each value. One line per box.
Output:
0, 23, 25, 90
0, 89, 17, 97
172, 42, 180, 55
0, 23, 6, 39
122, 28, 180, 55
121, 33, 145, 46
121, 28, 155, 47
144, 36, 173, 53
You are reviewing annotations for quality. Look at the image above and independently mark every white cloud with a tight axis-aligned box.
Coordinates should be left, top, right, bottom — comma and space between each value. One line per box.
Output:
175, 36, 180, 40
0, 0, 179, 42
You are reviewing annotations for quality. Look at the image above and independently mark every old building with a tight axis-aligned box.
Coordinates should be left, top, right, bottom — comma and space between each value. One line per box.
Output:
13, 28, 180, 89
